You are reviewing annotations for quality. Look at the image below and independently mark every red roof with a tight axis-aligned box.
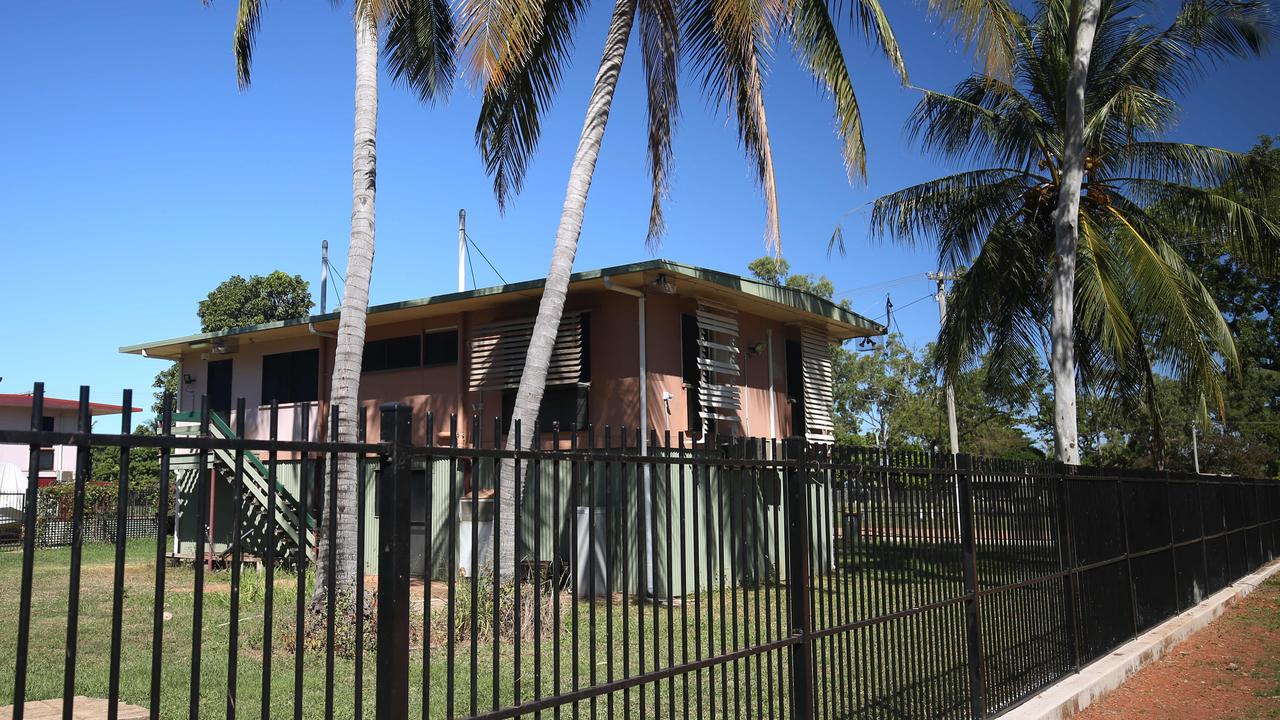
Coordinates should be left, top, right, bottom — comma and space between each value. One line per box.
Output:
0, 394, 141, 416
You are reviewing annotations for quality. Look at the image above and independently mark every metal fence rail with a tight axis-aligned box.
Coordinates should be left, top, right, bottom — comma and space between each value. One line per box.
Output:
0, 383, 1277, 720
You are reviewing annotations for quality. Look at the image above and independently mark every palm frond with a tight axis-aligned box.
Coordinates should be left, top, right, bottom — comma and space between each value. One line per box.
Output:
683, 0, 783, 249
639, 0, 681, 245
846, 0, 907, 83
474, 0, 590, 210
786, 0, 870, 180
908, 82, 1050, 170
383, 0, 457, 104
935, 219, 1044, 382
1113, 176, 1280, 272
234, 0, 266, 89
924, 0, 1023, 79
457, 0, 549, 88
1099, 142, 1244, 187
869, 168, 1037, 267
1102, 199, 1237, 414
1075, 209, 1137, 358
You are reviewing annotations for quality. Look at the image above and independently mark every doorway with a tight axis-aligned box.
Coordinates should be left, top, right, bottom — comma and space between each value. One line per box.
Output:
208, 359, 233, 419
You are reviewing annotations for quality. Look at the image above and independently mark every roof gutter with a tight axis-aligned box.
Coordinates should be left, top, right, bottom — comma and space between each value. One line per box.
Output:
308, 321, 337, 338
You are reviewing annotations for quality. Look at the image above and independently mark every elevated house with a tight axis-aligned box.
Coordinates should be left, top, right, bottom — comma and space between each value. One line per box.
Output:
122, 260, 882, 594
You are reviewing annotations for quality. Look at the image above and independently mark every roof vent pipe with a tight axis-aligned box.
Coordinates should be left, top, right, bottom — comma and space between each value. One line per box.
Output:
458, 209, 467, 293
320, 239, 329, 314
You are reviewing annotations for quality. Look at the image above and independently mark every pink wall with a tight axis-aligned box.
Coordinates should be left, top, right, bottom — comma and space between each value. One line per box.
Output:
642, 293, 795, 443
0, 406, 84, 480
178, 335, 326, 444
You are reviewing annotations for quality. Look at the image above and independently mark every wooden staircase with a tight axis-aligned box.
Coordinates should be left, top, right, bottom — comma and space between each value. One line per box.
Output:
172, 411, 315, 562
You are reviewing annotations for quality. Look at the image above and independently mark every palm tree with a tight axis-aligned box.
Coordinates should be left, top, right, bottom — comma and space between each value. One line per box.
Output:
870, 0, 1276, 463
232, 0, 455, 602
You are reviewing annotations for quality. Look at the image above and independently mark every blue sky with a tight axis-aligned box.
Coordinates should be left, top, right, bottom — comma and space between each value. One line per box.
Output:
1, 0, 1276, 413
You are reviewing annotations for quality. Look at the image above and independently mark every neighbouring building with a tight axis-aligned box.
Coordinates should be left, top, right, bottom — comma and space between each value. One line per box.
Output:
122, 259, 883, 593
0, 393, 137, 486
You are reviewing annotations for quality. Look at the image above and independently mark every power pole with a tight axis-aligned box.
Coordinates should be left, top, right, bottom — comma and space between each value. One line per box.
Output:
928, 271, 960, 456
1191, 422, 1201, 474
882, 296, 893, 452
457, 209, 467, 292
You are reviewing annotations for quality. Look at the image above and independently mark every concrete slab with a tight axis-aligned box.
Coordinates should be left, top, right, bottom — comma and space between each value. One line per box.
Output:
1002, 557, 1280, 720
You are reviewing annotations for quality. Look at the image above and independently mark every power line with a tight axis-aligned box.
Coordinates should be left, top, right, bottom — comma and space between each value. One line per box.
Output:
868, 293, 933, 324
833, 273, 925, 298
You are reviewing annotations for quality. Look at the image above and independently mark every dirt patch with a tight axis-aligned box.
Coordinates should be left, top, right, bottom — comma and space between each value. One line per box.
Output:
1076, 576, 1280, 720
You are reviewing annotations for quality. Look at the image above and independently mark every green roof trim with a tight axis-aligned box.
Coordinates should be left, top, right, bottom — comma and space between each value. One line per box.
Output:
120, 259, 884, 354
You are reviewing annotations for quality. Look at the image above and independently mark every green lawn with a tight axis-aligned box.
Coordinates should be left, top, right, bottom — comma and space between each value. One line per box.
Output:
0, 542, 803, 718
0, 540, 1054, 719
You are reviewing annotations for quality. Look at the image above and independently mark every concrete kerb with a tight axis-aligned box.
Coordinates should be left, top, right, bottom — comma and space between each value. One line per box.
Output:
1001, 557, 1280, 720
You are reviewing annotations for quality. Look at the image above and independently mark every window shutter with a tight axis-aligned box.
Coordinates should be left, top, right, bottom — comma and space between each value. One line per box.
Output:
469, 312, 586, 390
695, 302, 741, 430
800, 326, 835, 443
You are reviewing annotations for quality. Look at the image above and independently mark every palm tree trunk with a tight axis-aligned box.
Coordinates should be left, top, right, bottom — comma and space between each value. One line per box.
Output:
315, 8, 379, 605
1049, 0, 1100, 465
496, 0, 638, 581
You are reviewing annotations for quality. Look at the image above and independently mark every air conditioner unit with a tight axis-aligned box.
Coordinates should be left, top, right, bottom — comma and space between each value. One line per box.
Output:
58, 471, 75, 485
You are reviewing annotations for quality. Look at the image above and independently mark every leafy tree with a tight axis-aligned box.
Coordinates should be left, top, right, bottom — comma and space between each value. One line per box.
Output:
90, 425, 162, 488
747, 258, 1042, 458
747, 257, 839, 301
196, 271, 314, 333
148, 273, 314, 419
150, 364, 178, 418
869, 0, 1275, 465
1092, 135, 1280, 476
747, 257, 841, 304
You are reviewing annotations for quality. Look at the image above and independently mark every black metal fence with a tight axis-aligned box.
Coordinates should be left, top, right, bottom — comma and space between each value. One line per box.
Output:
0, 383, 1276, 720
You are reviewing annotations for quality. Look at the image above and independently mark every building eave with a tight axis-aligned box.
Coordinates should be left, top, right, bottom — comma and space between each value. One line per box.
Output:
121, 259, 885, 360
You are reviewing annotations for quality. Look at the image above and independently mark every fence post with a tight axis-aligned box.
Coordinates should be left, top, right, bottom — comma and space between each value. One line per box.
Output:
784, 438, 815, 720
377, 403, 412, 720
955, 453, 986, 718
1054, 462, 1082, 671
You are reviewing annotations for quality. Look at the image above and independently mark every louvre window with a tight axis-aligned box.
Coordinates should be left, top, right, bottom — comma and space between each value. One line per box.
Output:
424, 329, 459, 366
470, 312, 589, 390
686, 302, 741, 435
799, 327, 835, 443
364, 335, 422, 372
681, 314, 709, 435
261, 349, 319, 405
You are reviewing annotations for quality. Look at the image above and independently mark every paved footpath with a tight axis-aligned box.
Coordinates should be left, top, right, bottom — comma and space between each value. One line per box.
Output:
0, 697, 148, 719
1077, 575, 1280, 720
